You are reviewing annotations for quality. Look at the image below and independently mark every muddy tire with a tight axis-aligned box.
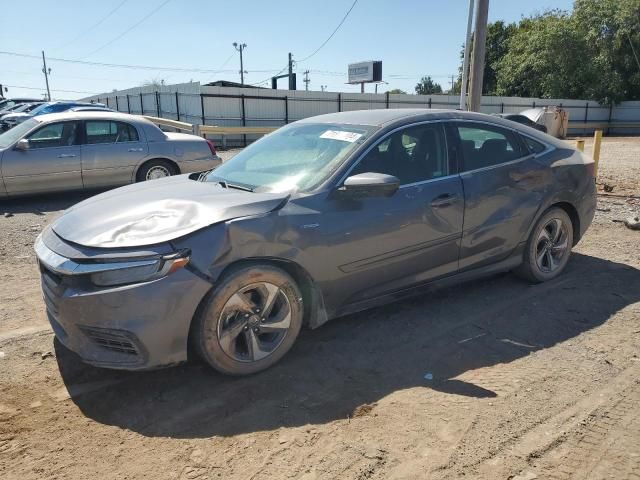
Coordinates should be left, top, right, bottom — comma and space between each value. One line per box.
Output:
192, 265, 303, 375
515, 207, 574, 283
136, 159, 177, 182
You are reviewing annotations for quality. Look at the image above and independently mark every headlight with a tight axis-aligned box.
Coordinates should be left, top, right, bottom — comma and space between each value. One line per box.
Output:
90, 251, 190, 287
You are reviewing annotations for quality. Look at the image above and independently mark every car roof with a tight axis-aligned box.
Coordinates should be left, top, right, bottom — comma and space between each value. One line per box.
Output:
36, 111, 151, 124
295, 108, 527, 127
297, 108, 566, 147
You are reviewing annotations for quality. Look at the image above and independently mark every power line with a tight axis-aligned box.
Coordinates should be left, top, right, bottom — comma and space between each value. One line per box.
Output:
5, 84, 101, 95
2, 49, 456, 88
81, 0, 172, 59
2, 69, 139, 83
216, 52, 236, 71
54, 0, 129, 51
0, 50, 277, 74
248, 64, 289, 86
297, 0, 358, 62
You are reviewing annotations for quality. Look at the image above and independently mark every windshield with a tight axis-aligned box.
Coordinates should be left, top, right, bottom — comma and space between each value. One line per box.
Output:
206, 123, 376, 192
30, 103, 73, 116
12, 104, 34, 113
0, 118, 39, 149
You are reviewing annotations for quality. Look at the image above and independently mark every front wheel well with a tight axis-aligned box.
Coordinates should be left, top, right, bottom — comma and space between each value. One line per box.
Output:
214, 258, 325, 329
550, 202, 581, 245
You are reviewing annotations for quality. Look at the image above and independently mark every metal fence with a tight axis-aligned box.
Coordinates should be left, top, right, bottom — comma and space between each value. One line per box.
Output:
83, 82, 640, 147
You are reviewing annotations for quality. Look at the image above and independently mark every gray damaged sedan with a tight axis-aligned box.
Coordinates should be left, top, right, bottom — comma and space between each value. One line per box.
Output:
0, 111, 221, 197
35, 109, 596, 375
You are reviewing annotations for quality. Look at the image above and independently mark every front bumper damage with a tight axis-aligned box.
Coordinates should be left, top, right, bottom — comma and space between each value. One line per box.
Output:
35, 231, 212, 370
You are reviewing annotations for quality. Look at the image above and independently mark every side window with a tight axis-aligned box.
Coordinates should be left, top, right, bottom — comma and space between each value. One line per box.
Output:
27, 122, 78, 149
117, 122, 139, 142
523, 136, 546, 154
351, 123, 448, 185
86, 121, 139, 144
456, 124, 524, 171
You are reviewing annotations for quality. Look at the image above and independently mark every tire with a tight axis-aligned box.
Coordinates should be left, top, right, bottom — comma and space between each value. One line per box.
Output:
192, 265, 303, 375
136, 159, 177, 182
515, 207, 574, 283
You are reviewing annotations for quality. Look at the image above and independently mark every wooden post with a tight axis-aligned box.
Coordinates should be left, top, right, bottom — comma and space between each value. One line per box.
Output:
593, 130, 603, 179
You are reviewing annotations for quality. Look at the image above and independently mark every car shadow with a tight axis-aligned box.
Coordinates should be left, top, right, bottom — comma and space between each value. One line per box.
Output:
54, 252, 640, 438
1, 190, 106, 215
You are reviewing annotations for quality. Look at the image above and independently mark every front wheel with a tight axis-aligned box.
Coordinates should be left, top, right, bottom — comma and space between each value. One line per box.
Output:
192, 265, 303, 375
515, 207, 573, 283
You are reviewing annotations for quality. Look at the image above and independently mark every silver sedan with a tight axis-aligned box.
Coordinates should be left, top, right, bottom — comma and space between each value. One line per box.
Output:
0, 111, 221, 197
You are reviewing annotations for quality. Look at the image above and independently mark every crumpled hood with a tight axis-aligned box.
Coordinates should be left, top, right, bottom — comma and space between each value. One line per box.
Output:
52, 175, 288, 248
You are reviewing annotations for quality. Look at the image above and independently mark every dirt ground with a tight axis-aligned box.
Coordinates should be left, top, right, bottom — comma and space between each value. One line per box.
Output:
1, 138, 639, 480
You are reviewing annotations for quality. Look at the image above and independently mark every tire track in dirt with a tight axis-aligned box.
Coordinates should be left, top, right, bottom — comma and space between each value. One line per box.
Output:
535, 380, 640, 479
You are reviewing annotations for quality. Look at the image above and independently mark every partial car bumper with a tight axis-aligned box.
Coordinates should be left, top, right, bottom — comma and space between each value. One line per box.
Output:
178, 155, 222, 175
578, 178, 597, 240
35, 235, 212, 370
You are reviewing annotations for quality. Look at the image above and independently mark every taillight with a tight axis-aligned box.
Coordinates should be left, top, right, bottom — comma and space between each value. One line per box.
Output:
206, 139, 217, 156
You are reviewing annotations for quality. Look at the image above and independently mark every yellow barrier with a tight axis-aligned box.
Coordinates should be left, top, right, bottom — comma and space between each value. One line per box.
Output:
198, 126, 278, 135
140, 115, 280, 147
576, 139, 585, 152
141, 115, 194, 132
593, 130, 602, 178
569, 122, 640, 129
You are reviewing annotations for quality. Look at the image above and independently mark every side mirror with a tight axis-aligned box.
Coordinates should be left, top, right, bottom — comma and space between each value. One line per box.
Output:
338, 172, 400, 198
14, 139, 29, 151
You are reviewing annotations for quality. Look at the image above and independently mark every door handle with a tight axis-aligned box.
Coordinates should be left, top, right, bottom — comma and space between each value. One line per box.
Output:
430, 193, 459, 208
127, 148, 143, 152
57, 154, 76, 158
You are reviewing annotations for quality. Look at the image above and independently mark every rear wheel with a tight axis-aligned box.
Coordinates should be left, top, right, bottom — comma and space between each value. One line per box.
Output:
192, 265, 303, 375
136, 159, 177, 182
515, 207, 573, 283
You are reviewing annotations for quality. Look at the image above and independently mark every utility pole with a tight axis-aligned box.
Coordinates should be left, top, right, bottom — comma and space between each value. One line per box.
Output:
450, 75, 455, 93
233, 42, 247, 85
469, 0, 489, 112
288, 52, 295, 90
459, 0, 474, 110
303, 70, 310, 91
41, 50, 51, 101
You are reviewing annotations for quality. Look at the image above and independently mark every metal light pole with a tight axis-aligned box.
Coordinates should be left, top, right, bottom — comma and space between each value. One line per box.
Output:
469, 0, 489, 112
41, 50, 52, 101
459, 0, 474, 110
233, 42, 247, 85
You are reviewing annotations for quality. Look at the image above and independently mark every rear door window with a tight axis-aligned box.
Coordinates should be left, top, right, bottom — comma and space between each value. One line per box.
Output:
455, 123, 526, 171
523, 136, 546, 154
85, 121, 139, 144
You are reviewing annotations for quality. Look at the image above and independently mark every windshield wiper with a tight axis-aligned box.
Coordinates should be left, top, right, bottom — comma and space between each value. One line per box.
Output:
225, 183, 254, 192
210, 180, 253, 192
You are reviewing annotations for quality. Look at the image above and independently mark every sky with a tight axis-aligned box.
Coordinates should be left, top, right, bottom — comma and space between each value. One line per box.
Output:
1, 0, 574, 100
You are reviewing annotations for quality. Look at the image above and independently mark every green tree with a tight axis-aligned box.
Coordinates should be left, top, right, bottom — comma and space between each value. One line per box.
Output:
483, 21, 518, 94
572, 0, 640, 103
495, 11, 593, 100
454, 21, 517, 95
495, 0, 640, 103
387, 88, 407, 94
415, 76, 443, 95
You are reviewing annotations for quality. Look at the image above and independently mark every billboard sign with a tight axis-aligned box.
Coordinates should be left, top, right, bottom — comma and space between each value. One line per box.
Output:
348, 61, 382, 84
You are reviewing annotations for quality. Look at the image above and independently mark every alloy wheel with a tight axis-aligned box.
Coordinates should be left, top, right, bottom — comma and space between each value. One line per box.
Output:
535, 217, 569, 273
217, 282, 292, 363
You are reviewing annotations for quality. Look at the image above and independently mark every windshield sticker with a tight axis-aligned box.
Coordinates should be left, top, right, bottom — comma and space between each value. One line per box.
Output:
320, 130, 363, 143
